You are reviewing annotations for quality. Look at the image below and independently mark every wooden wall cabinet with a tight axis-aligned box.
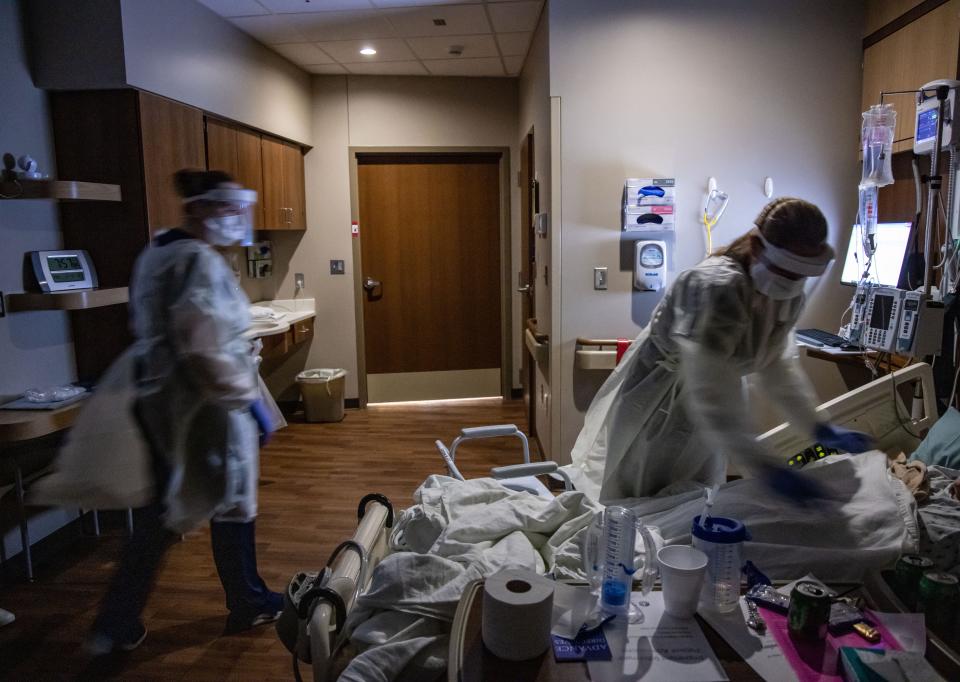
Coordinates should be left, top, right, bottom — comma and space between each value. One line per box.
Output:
50, 89, 205, 380
261, 135, 306, 230
862, 0, 960, 152
205, 118, 266, 229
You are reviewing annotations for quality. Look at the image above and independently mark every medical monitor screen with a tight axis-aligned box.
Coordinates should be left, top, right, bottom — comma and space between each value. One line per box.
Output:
916, 107, 938, 145
840, 222, 911, 287
869, 294, 895, 331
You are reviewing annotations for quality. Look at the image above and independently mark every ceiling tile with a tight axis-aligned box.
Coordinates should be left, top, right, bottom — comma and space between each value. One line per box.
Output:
271, 42, 336, 64
304, 63, 349, 74
231, 14, 310, 44
369, 0, 465, 6
423, 56, 505, 76
503, 54, 524, 75
487, 1, 541, 33
315, 37, 415, 62
294, 10, 397, 41
494, 31, 530, 56
257, 0, 375, 12
407, 34, 498, 60
382, 4, 491, 37
198, 0, 270, 17
343, 60, 429, 75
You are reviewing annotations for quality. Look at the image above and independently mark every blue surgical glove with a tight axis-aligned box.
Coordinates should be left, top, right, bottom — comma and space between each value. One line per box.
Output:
814, 423, 875, 454
249, 399, 275, 447
759, 463, 827, 505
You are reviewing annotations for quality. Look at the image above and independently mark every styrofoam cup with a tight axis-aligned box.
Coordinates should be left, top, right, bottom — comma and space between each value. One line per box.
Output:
657, 545, 708, 618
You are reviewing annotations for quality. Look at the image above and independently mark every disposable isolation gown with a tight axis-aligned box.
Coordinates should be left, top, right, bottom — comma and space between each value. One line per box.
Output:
563, 256, 822, 502
130, 234, 261, 530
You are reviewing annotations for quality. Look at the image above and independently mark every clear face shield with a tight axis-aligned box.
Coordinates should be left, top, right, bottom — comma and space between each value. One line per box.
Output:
183, 187, 258, 247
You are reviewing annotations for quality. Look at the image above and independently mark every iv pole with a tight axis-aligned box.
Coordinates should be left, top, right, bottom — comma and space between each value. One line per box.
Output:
922, 84, 950, 297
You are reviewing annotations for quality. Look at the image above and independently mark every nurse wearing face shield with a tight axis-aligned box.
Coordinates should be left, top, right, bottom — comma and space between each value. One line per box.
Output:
87, 170, 282, 655
565, 197, 874, 503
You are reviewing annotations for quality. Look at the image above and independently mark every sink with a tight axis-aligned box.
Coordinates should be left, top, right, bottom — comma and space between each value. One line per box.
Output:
250, 318, 282, 331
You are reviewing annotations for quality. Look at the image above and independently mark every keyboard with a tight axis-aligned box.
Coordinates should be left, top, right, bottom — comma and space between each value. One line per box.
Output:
796, 328, 850, 348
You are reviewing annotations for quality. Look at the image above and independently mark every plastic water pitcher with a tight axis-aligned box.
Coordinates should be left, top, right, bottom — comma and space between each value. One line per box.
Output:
691, 515, 750, 613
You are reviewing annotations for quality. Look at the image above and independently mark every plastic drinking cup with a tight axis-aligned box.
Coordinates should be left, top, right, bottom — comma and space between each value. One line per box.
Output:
657, 545, 708, 618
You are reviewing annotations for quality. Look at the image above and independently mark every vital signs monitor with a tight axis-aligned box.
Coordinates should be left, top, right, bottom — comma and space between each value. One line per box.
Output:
840, 222, 912, 287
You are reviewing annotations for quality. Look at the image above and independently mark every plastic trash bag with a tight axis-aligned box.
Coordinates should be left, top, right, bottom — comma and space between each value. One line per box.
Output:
28, 348, 154, 510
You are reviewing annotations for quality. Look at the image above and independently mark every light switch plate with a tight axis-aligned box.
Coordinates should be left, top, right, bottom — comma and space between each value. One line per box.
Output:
594, 267, 608, 290
330, 260, 345, 275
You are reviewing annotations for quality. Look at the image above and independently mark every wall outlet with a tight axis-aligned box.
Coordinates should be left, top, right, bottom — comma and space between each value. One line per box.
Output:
330, 260, 345, 275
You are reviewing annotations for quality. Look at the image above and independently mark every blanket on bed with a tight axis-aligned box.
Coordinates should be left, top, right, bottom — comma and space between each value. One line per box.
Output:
337, 475, 599, 682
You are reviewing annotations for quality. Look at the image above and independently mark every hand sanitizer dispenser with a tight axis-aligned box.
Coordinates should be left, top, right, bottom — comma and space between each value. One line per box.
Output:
634, 240, 666, 291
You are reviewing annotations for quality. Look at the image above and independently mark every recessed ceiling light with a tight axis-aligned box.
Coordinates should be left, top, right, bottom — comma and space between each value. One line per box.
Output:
360, 47, 377, 56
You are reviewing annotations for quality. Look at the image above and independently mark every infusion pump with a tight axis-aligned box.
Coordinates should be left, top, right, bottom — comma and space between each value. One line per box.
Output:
860, 287, 944, 356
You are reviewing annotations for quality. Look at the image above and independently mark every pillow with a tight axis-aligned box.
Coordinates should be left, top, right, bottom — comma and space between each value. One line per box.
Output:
911, 407, 960, 469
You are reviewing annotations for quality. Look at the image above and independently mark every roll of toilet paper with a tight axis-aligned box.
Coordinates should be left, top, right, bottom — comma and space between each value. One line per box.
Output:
482, 569, 555, 661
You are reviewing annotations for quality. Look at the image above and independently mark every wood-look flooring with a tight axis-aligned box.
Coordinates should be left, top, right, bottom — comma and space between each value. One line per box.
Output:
0, 398, 534, 681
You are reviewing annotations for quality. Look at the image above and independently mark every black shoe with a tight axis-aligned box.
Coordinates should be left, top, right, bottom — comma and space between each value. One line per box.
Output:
223, 592, 284, 634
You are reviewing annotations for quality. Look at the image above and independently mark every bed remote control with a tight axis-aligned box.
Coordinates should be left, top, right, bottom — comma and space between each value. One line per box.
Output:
745, 584, 790, 614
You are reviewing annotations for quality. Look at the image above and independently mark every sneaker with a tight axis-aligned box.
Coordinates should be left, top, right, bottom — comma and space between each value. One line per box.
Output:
223, 592, 284, 634
84, 622, 148, 657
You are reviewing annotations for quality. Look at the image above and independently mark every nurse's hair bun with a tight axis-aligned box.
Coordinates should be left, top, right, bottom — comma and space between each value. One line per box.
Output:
173, 168, 235, 199
755, 197, 827, 252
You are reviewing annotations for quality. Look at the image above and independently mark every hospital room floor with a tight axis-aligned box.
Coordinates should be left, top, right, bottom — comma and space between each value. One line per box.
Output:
0, 398, 533, 681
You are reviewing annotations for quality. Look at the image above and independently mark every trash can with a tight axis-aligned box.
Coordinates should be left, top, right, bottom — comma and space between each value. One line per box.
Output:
297, 369, 347, 423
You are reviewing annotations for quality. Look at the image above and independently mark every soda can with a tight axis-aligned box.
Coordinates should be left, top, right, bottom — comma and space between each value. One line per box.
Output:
917, 571, 959, 631
894, 555, 934, 607
788, 581, 833, 641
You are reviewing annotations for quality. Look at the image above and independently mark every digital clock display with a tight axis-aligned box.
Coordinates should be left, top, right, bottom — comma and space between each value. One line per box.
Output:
52, 271, 86, 283
47, 255, 82, 272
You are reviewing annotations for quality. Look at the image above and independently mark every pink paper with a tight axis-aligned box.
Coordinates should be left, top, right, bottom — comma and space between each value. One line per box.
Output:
760, 606, 902, 682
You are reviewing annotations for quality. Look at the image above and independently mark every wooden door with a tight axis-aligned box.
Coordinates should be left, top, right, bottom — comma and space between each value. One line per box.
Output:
138, 91, 205, 231
282, 141, 306, 229
237, 127, 265, 229
519, 132, 537, 436
261, 135, 286, 229
358, 153, 502, 400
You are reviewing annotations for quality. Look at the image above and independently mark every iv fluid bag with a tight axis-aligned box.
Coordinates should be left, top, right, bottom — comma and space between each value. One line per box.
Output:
861, 104, 896, 188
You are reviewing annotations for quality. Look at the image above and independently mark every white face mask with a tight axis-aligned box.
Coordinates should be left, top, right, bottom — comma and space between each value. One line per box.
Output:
750, 262, 806, 300
203, 214, 252, 246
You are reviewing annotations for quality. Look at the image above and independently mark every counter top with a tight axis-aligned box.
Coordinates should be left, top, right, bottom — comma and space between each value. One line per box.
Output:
246, 298, 315, 340
0, 400, 84, 446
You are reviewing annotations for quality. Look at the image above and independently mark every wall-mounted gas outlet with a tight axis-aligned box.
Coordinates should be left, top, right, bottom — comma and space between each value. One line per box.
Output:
295, 272, 305, 292
594, 267, 608, 290
330, 260, 345, 275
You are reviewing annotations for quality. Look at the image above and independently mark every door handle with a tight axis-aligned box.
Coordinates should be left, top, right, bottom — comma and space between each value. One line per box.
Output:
363, 276, 382, 292
517, 284, 532, 294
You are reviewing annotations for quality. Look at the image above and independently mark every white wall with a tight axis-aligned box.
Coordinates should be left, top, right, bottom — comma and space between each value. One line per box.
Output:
120, 0, 312, 144
251, 75, 521, 401
549, 0, 865, 461
1, 0, 79, 559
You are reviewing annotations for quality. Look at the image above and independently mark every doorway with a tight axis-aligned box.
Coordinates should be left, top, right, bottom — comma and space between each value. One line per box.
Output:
354, 152, 508, 403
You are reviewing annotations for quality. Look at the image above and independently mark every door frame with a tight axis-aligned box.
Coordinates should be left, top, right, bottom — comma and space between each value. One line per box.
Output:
349, 146, 514, 407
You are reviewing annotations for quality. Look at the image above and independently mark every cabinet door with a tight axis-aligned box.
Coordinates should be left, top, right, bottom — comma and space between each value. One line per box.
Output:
206, 118, 239, 176
261, 135, 287, 229
237, 127, 265, 230
282, 141, 306, 230
139, 91, 206, 232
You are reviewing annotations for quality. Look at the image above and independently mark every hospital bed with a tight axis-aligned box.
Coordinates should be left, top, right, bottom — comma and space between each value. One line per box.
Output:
303, 362, 939, 681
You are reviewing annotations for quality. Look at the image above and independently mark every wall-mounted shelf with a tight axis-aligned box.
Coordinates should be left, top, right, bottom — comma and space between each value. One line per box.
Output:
5, 287, 129, 312
0, 178, 121, 202
575, 337, 621, 371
